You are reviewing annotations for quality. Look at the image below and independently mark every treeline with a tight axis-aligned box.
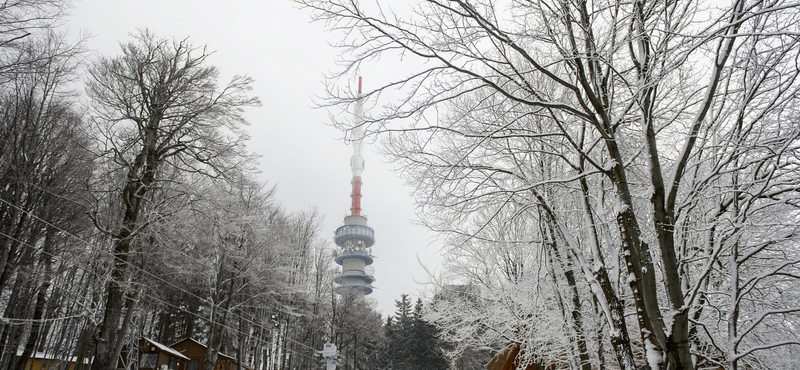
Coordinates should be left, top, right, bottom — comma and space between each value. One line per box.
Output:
331, 293, 453, 370
382, 294, 463, 370
0, 2, 373, 370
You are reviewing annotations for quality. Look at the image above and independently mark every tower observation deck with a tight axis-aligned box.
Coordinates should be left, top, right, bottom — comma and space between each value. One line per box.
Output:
334, 77, 375, 296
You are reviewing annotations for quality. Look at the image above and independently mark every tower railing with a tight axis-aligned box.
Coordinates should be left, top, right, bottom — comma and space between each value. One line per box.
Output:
334, 251, 374, 265
334, 224, 375, 247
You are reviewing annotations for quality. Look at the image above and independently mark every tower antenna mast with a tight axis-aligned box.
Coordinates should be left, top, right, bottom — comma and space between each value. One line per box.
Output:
350, 77, 364, 215
333, 76, 375, 296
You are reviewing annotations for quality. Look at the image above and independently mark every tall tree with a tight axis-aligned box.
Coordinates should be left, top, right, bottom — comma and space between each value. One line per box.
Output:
85, 30, 259, 370
331, 294, 384, 370
385, 294, 414, 370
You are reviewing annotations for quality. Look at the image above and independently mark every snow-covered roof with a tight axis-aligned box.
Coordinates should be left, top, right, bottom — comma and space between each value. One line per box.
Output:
144, 338, 190, 361
15, 351, 88, 363
169, 338, 238, 362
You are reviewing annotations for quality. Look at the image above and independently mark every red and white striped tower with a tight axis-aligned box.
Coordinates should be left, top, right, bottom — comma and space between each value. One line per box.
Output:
334, 77, 375, 296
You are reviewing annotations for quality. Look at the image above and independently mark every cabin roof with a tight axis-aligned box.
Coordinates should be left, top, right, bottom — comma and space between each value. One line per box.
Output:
144, 337, 190, 361
170, 338, 240, 362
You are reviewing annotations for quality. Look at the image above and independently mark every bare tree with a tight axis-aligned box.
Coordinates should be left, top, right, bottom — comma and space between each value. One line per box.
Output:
297, 1, 800, 369
0, 0, 69, 82
85, 30, 259, 370
0, 29, 89, 370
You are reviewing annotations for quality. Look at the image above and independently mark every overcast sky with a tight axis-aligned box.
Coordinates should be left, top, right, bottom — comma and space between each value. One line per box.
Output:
67, 0, 443, 315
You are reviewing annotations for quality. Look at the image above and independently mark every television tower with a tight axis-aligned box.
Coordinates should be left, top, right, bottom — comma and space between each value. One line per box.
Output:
333, 77, 375, 296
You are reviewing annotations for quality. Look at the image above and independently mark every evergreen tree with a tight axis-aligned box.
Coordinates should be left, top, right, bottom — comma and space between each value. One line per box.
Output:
384, 295, 448, 370
411, 299, 449, 370
385, 294, 414, 369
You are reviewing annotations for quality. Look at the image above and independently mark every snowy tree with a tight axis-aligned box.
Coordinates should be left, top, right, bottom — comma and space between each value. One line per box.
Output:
189, 178, 290, 370
85, 30, 260, 370
428, 285, 496, 369
257, 209, 330, 370
297, 0, 800, 369
0, 27, 90, 370
329, 291, 384, 370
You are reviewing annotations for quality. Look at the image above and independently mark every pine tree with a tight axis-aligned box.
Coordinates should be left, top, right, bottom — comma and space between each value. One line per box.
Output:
386, 294, 414, 369
384, 295, 448, 370
411, 299, 449, 370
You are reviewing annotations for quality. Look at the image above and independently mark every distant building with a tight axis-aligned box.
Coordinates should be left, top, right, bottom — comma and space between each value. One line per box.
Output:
170, 338, 252, 370
16, 351, 86, 370
118, 337, 189, 370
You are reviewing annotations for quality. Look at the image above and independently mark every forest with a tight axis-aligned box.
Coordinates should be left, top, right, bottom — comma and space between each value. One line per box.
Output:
2, 0, 800, 370
0, 1, 453, 370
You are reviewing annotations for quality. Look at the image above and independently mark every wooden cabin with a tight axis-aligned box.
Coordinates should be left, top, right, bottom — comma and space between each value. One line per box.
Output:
170, 338, 252, 370
118, 337, 190, 370
17, 352, 83, 370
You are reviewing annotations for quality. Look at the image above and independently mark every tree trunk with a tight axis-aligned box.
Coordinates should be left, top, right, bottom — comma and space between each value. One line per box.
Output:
91, 235, 132, 370
534, 189, 637, 370
0, 245, 37, 370
542, 218, 591, 370
605, 139, 668, 370
206, 269, 236, 370
0, 206, 29, 292
236, 315, 243, 370
92, 119, 158, 370
14, 227, 56, 370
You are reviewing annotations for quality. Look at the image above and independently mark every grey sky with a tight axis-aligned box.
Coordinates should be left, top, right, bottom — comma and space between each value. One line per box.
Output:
68, 0, 442, 314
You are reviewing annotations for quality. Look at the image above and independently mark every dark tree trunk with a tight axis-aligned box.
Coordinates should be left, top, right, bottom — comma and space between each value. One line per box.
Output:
92, 117, 158, 370
91, 235, 133, 370
0, 247, 37, 370
14, 228, 56, 370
